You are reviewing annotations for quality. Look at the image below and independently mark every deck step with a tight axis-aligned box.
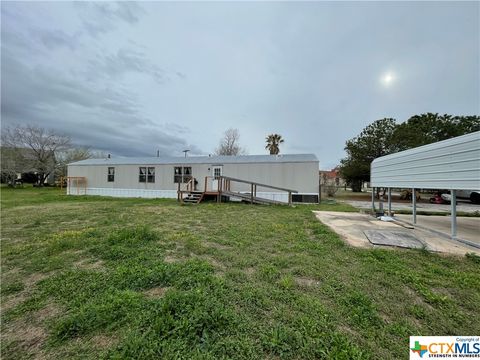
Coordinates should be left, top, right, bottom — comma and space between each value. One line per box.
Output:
180, 191, 204, 204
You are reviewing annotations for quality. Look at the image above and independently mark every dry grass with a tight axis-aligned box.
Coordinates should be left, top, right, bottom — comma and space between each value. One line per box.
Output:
143, 287, 169, 298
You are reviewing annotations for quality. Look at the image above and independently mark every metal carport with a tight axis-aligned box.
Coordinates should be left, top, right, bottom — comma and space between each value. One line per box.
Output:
370, 131, 480, 240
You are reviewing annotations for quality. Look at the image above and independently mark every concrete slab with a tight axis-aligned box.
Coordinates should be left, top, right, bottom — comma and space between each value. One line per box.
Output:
394, 214, 480, 248
341, 199, 480, 214
363, 230, 424, 249
313, 211, 480, 256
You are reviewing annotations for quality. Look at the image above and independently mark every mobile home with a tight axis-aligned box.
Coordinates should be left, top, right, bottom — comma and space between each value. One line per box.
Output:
67, 154, 320, 203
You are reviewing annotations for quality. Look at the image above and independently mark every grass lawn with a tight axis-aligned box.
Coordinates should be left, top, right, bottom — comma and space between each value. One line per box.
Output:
1, 186, 479, 359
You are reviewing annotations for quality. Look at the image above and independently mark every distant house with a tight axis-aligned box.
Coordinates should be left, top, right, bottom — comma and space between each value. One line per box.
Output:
0, 147, 55, 184
67, 154, 320, 203
319, 166, 345, 187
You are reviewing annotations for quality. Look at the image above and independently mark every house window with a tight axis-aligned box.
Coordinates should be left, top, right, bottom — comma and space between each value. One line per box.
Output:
107, 167, 115, 182
183, 167, 192, 182
147, 167, 155, 183
174, 166, 192, 183
139, 167, 155, 183
139, 167, 146, 183
174, 166, 182, 183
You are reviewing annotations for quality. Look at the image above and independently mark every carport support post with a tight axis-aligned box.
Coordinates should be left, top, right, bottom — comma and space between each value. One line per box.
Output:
371, 187, 375, 213
387, 187, 392, 216
412, 188, 417, 224
451, 189, 457, 239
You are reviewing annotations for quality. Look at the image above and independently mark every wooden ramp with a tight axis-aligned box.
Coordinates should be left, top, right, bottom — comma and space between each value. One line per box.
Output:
222, 190, 287, 205
178, 176, 297, 206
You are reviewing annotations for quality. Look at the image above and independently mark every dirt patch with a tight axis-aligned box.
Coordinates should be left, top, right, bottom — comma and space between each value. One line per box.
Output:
294, 276, 320, 287
200, 255, 226, 271
203, 241, 232, 251
430, 287, 453, 300
164, 255, 181, 263
379, 312, 391, 324
24, 272, 50, 287
1, 267, 22, 279
74, 259, 105, 270
90, 334, 118, 349
34, 303, 62, 321
244, 267, 256, 276
2, 293, 28, 313
338, 324, 359, 337
404, 287, 434, 310
2, 272, 52, 312
1, 302, 62, 359
143, 287, 169, 298
1, 321, 47, 357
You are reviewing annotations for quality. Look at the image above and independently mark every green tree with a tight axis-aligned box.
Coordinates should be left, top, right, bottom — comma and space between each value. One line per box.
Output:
339, 114, 480, 192
340, 118, 397, 191
265, 134, 284, 155
392, 113, 480, 151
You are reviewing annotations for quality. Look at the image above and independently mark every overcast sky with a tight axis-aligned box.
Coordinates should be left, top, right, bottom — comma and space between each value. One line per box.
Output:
1, 1, 479, 168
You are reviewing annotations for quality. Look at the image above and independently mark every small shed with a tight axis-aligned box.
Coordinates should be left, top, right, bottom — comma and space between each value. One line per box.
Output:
67, 154, 320, 204
370, 131, 480, 239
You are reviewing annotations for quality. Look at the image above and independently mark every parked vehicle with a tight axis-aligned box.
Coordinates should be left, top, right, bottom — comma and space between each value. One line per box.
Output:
456, 190, 480, 204
429, 192, 450, 204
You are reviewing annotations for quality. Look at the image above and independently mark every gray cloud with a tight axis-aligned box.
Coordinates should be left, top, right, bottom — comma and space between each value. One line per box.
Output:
1, 2, 478, 167
1, 51, 195, 156
88, 48, 166, 83
30, 28, 81, 51
1, 2, 197, 157
75, 2, 145, 37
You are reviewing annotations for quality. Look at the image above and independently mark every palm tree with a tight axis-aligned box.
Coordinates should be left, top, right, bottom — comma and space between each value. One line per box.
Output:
265, 134, 284, 155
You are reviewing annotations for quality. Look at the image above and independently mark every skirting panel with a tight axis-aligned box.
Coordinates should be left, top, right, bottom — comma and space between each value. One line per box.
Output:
68, 187, 177, 199
67, 187, 318, 203
230, 192, 319, 204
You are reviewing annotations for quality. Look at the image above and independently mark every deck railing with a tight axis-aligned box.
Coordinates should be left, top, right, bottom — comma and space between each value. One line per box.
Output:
177, 177, 196, 201
178, 175, 298, 205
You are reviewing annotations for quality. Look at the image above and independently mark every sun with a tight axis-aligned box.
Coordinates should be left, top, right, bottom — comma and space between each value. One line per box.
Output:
381, 72, 395, 86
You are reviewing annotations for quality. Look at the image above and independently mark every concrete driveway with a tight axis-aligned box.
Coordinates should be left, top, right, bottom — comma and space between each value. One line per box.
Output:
394, 214, 480, 248
341, 199, 480, 214
313, 211, 480, 256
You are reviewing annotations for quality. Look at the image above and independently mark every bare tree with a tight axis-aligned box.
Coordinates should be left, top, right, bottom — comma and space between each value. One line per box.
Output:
215, 128, 247, 156
1, 125, 71, 186
55, 147, 94, 179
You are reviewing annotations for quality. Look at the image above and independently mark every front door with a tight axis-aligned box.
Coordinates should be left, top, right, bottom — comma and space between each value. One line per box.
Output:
211, 166, 222, 191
